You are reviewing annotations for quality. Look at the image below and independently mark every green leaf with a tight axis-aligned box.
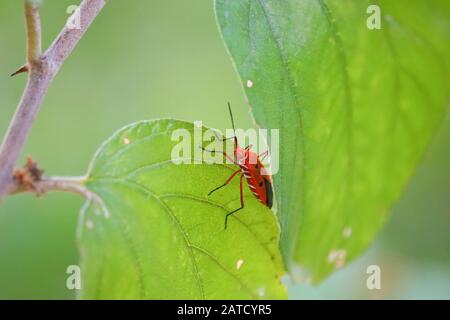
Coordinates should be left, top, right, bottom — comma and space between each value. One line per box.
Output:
215, 0, 450, 282
78, 119, 286, 299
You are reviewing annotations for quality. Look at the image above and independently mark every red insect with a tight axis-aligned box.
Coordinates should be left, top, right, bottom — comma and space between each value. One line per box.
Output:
202, 103, 273, 229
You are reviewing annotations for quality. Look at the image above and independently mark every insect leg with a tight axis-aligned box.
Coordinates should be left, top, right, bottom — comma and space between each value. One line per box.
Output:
213, 127, 238, 150
259, 150, 269, 161
224, 174, 245, 230
208, 169, 241, 196
200, 146, 237, 164
213, 130, 235, 142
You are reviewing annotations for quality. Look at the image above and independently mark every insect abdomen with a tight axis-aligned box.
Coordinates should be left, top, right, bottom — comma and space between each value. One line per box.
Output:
263, 177, 273, 208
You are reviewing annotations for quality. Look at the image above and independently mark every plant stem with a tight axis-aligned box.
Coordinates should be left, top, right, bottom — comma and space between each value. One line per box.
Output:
0, 0, 107, 198
25, 0, 42, 63
6, 175, 110, 218
0, 66, 53, 196
8, 175, 87, 196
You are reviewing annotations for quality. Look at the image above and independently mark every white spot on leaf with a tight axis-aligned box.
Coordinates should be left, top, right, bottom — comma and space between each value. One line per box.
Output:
86, 220, 94, 230
327, 249, 347, 269
123, 137, 131, 145
236, 259, 244, 270
327, 250, 338, 263
335, 250, 347, 268
246, 79, 253, 88
342, 226, 352, 238
258, 287, 266, 297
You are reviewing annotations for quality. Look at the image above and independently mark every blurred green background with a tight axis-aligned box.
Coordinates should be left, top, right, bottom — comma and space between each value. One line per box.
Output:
0, 0, 448, 299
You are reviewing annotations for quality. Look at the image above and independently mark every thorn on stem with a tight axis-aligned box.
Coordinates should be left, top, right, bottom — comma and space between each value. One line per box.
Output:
10, 65, 29, 77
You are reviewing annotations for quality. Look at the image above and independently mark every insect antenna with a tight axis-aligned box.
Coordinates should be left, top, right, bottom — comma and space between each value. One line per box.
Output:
227, 102, 238, 145
227, 102, 236, 132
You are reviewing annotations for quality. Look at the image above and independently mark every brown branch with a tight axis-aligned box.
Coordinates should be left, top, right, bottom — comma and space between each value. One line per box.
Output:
0, 0, 107, 198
